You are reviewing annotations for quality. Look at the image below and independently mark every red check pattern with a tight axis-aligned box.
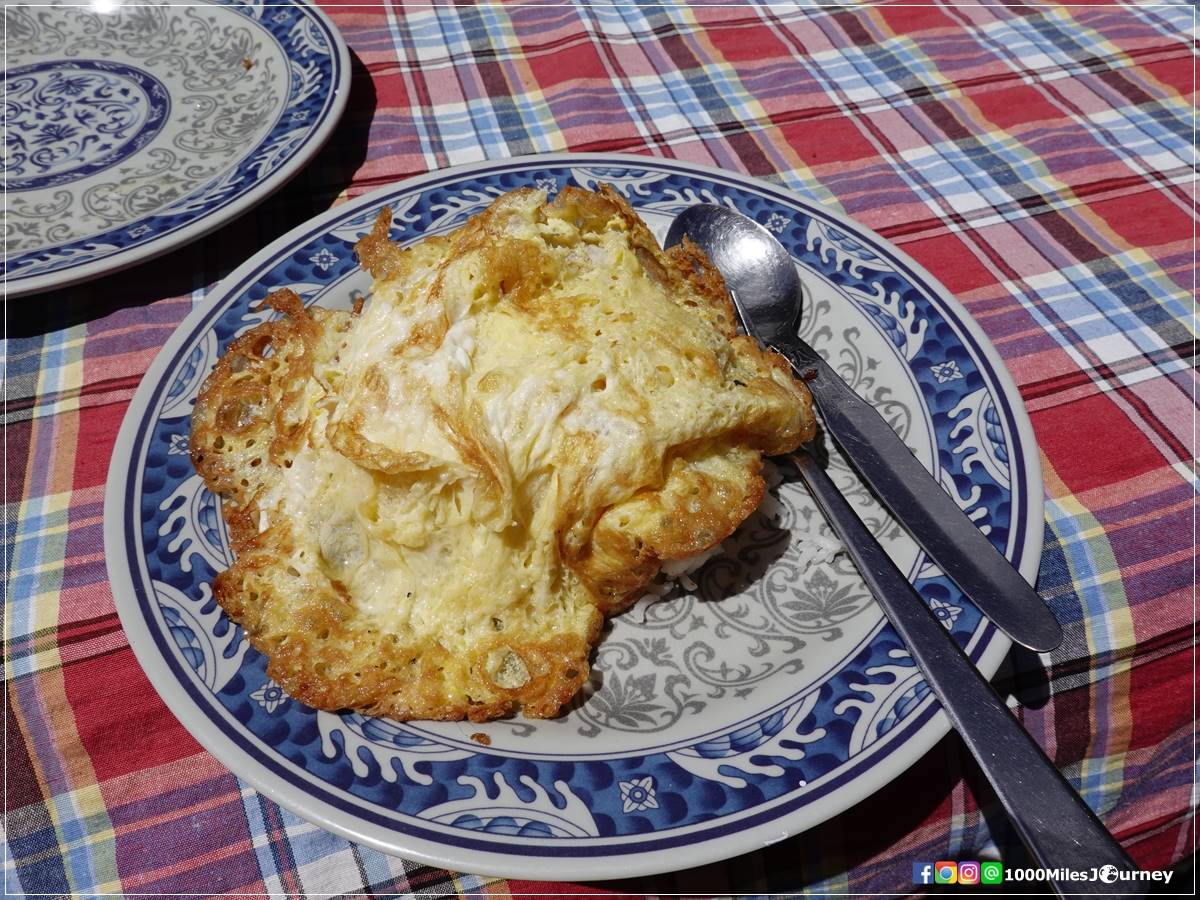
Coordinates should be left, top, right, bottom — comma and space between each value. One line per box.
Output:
5, 1, 1195, 895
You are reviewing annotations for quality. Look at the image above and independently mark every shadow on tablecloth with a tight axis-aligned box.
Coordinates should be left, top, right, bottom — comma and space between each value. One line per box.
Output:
602, 729, 1039, 894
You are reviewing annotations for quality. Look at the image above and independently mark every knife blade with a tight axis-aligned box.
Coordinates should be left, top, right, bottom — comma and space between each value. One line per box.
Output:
752, 293, 1063, 653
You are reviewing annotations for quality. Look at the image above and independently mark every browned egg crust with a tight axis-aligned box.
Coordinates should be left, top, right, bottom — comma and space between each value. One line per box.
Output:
190, 184, 815, 722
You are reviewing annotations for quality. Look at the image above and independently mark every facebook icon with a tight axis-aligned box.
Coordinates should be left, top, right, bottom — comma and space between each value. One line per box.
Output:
913, 862, 935, 885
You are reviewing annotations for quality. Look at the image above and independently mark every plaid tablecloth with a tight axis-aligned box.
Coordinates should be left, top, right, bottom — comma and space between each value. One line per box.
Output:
5, 1, 1196, 895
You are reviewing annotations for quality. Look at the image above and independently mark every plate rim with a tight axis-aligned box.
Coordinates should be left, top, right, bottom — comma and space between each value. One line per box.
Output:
104, 151, 1042, 880
4, 0, 352, 298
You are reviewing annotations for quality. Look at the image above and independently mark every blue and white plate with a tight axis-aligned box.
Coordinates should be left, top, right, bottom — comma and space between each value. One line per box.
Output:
3, 0, 349, 297
104, 155, 1043, 880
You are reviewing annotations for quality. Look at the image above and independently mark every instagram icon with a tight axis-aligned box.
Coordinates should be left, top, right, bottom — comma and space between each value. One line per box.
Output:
959, 862, 981, 885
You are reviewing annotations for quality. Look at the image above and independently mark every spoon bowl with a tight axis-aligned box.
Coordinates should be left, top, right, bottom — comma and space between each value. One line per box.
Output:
666, 204, 803, 347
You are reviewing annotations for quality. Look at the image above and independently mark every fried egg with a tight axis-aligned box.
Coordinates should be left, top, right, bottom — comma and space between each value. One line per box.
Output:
190, 185, 815, 721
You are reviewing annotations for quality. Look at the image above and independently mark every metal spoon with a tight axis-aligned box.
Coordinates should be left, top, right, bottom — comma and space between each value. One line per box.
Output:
666, 205, 1139, 893
668, 205, 1063, 654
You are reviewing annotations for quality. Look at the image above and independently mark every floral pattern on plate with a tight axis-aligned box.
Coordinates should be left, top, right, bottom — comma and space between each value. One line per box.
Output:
3, 0, 348, 295
106, 155, 1040, 879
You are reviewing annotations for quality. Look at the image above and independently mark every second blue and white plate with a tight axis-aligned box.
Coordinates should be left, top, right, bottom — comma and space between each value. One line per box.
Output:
104, 154, 1042, 879
3, 0, 350, 296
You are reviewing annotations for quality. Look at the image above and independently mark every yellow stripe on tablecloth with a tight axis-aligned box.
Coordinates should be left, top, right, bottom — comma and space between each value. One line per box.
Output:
9, 669, 119, 894
1041, 456, 1135, 820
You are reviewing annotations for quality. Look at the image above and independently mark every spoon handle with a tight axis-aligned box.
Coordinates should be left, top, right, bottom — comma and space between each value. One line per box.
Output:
788, 448, 1141, 896
768, 333, 1063, 654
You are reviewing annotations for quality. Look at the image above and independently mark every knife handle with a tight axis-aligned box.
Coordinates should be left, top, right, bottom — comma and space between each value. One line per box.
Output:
790, 449, 1141, 895
773, 334, 1063, 653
